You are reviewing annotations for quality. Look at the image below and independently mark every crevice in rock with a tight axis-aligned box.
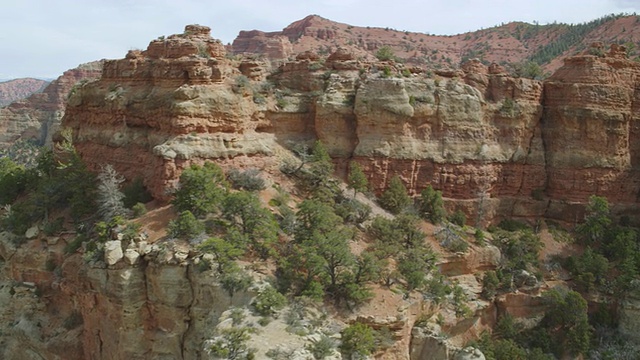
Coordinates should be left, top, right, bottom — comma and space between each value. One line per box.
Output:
180, 263, 197, 360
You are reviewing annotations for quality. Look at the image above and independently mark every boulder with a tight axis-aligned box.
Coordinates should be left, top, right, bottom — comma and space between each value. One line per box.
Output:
25, 225, 39, 239
104, 240, 123, 265
124, 249, 140, 265
454, 347, 486, 360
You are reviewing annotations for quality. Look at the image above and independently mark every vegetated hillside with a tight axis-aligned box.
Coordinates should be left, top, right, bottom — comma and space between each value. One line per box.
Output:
1, 23, 640, 360
232, 13, 640, 73
0, 78, 49, 106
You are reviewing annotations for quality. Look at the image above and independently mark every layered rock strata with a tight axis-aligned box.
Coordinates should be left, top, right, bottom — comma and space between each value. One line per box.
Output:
0, 62, 103, 148
64, 27, 640, 225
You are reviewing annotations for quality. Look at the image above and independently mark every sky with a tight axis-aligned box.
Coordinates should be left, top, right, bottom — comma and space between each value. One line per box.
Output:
1, 0, 639, 79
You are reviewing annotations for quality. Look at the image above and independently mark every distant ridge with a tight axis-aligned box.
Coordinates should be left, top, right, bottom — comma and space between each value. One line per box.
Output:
232, 13, 640, 73
0, 78, 49, 106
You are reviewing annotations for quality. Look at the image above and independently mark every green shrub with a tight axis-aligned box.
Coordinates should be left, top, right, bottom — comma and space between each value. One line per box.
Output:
424, 274, 452, 304
227, 168, 266, 191
64, 234, 86, 254
449, 209, 467, 227
253, 93, 266, 105
340, 322, 377, 359
62, 311, 83, 330
481, 270, 500, 299
276, 98, 288, 109
131, 202, 147, 218
474, 229, 485, 245
531, 188, 544, 201
173, 162, 227, 217
376, 46, 395, 61
493, 229, 543, 271
0, 158, 28, 205
498, 219, 530, 232
307, 334, 336, 359
209, 326, 256, 360
220, 265, 253, 299
43, 216, 64, 236
334, 198, 371, 225
382, 66, 392, 78
122, 177, 152, 208
252, 286, 287, 317
347, 161, 369, 197
308, 61, 325, 71
167, 210, 204, 239
196, 43, 211, 58
2, 200, 41, 237
418, 185, 446, 224
235, 75, 250, 88
501, 98, 516, 115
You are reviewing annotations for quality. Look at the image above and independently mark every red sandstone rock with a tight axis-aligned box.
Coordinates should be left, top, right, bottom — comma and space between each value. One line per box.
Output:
62, 23, 640, 227
0, 78, 49, 106
0, 62, 103, 148
295, 50, 319, 61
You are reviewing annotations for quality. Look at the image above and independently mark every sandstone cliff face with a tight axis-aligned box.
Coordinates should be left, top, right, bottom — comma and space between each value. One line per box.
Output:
543, 44, 640, 219
349, 62, 546, 225
0, 229, 261, 360
63, 26, 640, 226
64, 25, 278, 199
0, 62, 103, 148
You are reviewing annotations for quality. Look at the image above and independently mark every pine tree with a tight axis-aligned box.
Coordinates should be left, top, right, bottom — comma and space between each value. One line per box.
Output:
173, 162, 227, 217
379, 175, 410, 214
418, 185, 446, 224
347, 161, 368, 198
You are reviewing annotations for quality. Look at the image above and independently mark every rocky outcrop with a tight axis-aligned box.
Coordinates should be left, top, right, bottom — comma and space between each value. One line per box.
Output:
64, 28, 640, 228
0, 78, 49, 107
0, 229, 258, 360
542, 45, 640, 221
0, 62, 102, 148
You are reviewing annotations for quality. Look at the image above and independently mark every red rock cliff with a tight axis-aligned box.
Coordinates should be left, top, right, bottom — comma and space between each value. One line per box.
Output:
0, 62, 103, 148
63, 27, 640, 225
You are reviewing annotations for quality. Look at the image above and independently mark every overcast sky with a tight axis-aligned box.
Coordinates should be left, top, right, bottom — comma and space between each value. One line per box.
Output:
1, 0, 639, 79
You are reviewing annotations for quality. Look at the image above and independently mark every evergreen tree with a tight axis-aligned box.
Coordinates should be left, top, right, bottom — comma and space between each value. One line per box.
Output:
197, 237, 244, 273
379, 175, 410, 214
168, 210, 204, 239
576, 195, 611, 245
347, 161, 368, 197
340, 322, 377, 359
542, 289, 591, 356
418, 185, 446, 224
222, 191, 278, 259
173, 162, 227, 217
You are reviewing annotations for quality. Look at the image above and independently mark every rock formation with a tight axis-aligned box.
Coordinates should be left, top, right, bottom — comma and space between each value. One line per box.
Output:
2, 19, 640, 360
0, 62, 103, 148
0, 78, 49, 107
63, 26, 640, 227
231, 14, 640, 74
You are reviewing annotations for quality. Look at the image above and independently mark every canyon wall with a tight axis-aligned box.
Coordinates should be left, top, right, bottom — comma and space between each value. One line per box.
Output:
0, 231, 258, 360
0, 62, 103, 148
64, 26, 640, 226
4, 24, 640, 360
0, 78, 49, 107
